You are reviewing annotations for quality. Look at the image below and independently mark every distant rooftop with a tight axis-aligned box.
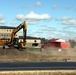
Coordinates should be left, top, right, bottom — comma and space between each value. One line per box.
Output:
0, 26, 15, 29
19, 36, 41, 39
47, 38, 66, 42
0, 36, 41, 40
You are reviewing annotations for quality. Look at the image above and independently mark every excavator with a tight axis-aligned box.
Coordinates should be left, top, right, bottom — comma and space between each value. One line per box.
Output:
3, 21, 27, 49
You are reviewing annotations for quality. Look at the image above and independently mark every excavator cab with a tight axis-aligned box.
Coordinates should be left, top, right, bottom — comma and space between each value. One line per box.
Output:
13, 38, 26, 49
13, 38, 19, 47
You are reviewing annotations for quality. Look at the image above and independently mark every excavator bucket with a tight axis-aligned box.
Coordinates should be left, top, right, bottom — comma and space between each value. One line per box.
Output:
21, 43, 26, 49
17, 42, 26, 50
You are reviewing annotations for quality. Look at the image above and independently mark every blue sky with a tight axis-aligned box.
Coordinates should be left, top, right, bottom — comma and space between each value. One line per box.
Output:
0, 0, 76, 41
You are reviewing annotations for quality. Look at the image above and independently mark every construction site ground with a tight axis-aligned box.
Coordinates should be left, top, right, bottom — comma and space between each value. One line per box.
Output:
0, 47, 76, 62
0, 70, 76, 75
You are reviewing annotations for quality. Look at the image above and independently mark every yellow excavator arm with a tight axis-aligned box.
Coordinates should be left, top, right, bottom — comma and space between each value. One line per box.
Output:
10, 21, 27, 44
5, 21, 27, 49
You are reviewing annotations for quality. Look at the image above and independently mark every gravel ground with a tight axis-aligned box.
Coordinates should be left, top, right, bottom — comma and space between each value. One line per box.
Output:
0, 48, 76, 62
0, 70, 76, 75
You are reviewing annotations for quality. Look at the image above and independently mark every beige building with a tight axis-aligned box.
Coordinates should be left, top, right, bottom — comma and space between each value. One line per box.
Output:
0, 26, 41, 48
0, 26, 18, 40
19, 36, 41, 48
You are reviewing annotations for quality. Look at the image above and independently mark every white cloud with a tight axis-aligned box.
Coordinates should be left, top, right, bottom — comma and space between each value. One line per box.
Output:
55, 16, 72, 21
10, 21, 18, 25
16, 11, 51, 24
27, 21, 38, 24
16, 14, 25, 21
36, 29, 44, 34
52, 4, 59, 9
25, 11, 50, 20
20, 2, 42, 9
34, 34, 40, 38
51, 5, 76, 12
61, 16, 72, 20
62, 19, 76, 25
0, 14, 5, 20
65, 6, 74, 10
35, 2, 41, 7
55, 16, 76, 25
0, 20, 6, 24
0, 14, 6, 24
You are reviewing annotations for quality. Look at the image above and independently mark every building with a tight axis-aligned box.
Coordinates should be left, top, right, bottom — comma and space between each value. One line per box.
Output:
0, 26, 41, 48
45, 38, 70, 49
0, 26, 18, 40
19, 36, 41, 48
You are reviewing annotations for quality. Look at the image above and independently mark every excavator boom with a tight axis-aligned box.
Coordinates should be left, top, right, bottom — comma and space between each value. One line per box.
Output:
5, 21, 27, 49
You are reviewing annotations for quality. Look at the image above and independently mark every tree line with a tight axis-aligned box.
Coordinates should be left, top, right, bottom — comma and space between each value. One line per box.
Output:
68, 39, 76, 48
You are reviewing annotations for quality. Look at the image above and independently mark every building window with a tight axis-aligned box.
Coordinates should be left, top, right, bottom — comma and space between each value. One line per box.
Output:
10, 30, 11, 32
2, 29, 6, 31
34, 40, 36, 42
4, 34, 6, 36
9, 34, 11, 36
32, 40, 38, 46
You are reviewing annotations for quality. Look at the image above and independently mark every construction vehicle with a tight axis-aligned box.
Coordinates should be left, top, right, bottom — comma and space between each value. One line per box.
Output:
3, 21, 27, 49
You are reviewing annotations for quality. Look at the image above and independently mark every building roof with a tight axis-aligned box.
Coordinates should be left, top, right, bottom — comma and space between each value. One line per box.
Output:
56, 39, 65, 42
46, 38, 66, 42
47, 38, 59, 42
19, 36, 41, 40
0, 26, 15, 29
